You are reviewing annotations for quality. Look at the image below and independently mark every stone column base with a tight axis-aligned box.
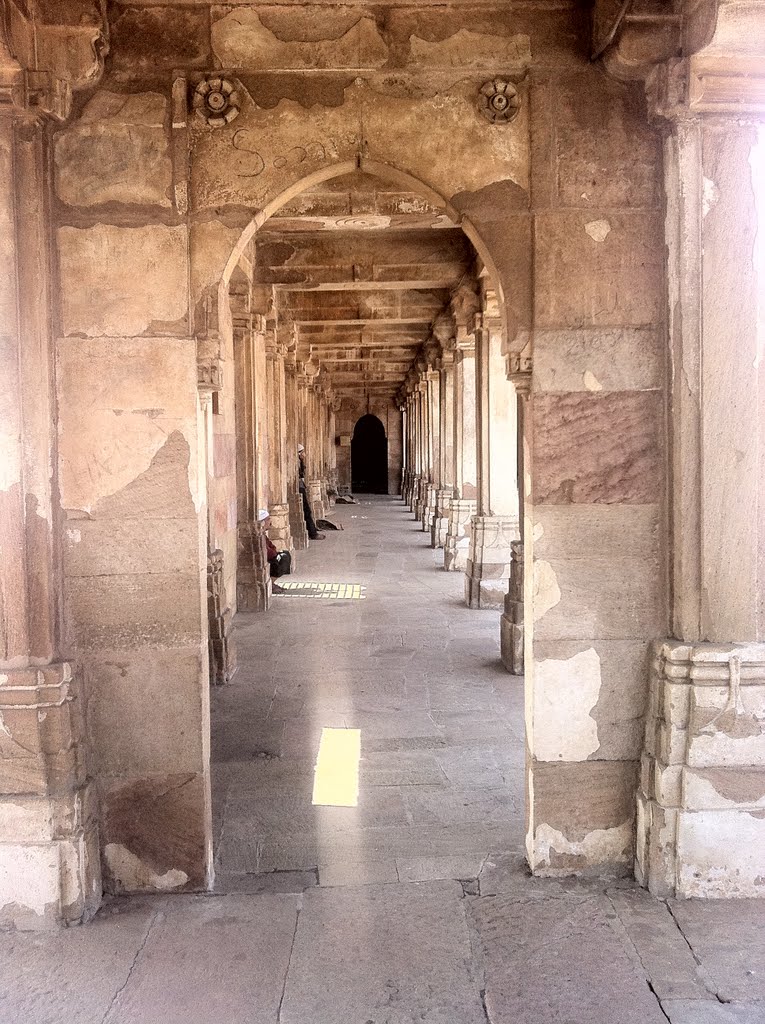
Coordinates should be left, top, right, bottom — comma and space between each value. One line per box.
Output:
236, 525, 271, 613
208, 548, 238, 682
500, 541, 524, 674
288, 490, 308, 550
268, 502, 292, 555
307, 479, 324, 522
413, 476, 426, 520
0, 663, 102, 929
420, 482, 437, 532
444, 498, 477, 571
430, 489, 453, 549
637, 640, 765, 899
402, 470, 412, 505
464, 515, 520, 609
320, 481, 329, 517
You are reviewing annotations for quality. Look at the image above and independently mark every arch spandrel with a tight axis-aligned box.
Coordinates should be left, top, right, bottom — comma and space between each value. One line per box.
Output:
190, 77, 530, 223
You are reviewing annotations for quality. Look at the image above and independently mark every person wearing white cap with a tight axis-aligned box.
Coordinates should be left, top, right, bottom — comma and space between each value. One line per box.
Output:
297, 443, 324, 540
259, 508, 291, 578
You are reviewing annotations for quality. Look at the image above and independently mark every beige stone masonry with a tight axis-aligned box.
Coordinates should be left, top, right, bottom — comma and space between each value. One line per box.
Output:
637, 641, 765, 898
444, 498, 477, 573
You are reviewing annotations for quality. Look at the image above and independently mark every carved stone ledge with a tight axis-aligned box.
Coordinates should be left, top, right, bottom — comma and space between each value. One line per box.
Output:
637, 640, 765, 898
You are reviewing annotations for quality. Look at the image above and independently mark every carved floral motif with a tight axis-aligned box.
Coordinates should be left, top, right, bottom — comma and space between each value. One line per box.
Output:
478, 79, 521, 124
193, 77, 240, 127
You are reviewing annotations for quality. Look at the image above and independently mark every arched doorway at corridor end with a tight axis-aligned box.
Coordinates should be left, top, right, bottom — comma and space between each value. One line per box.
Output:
352, 414, 389, 494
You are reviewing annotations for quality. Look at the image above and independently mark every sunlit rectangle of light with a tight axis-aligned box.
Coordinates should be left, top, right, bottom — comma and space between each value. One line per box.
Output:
312, 727, 361, 807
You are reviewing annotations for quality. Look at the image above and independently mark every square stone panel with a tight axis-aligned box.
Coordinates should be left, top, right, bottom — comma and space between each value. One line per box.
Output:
532, 391, 663, 504
554, 70, 662, 209
58, 225, 188, 337
535, 211, 664, 328
55, 92, 172, 208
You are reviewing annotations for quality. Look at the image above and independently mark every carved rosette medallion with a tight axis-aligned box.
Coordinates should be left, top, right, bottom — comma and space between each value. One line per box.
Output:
478, 79, 521, 124
193, 77, 240, 127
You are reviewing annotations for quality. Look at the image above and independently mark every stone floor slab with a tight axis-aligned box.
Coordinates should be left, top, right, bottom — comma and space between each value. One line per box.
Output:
280, 881, 487, 1024
667, 900, 765, 1003
104, 894, 299, 1024
468, 886, 669, 1024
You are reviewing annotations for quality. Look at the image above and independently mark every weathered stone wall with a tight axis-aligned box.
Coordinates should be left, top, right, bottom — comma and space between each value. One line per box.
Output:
525, 67, 666, 874
54, 87, 212, 893
47, 1, 666, 891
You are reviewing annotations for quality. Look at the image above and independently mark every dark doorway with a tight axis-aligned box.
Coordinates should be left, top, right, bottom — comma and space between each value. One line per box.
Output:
352, 414, 388, 493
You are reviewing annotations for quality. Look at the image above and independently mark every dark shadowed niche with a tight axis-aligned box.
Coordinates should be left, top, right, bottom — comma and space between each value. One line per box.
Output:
351, 415, 388, 494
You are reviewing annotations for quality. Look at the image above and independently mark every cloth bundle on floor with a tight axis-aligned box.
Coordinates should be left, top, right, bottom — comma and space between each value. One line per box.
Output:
316, 519, 342, 531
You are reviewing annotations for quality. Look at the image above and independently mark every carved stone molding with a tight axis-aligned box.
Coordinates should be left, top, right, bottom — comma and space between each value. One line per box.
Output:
0, 67, 71, 120
478, 78, 521, 124
196, 335, 223, 395
193, 77, 240, 128
637, 640, 765, 898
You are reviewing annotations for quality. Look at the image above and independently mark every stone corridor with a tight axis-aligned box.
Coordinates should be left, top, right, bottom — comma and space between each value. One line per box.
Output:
4, 497, 765, 1023
212, 495, 525, 886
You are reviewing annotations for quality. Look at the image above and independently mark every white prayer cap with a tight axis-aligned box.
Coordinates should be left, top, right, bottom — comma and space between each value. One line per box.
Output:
257, 509, 270, 522
297, 444, 305, 453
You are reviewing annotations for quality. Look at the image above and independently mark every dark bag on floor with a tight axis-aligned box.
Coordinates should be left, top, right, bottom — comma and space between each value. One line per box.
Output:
316, 519, 342, 531
270, 551, 292, 578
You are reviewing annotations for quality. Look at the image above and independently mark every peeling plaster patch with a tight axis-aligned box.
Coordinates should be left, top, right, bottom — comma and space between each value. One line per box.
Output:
532, 560, 561, 622
532, 522, 544, 542
212, 9, 387, 69
583, 370, 603, 392
535, 820, 632, 871
104, 843, 189, 891
702, 176, 720, 217
677, 810, 765, 897
67, 527, 82, 544
534, 649, 601, 761
409, 29, 531, 68
584, 219, 611, 243
750, 126, 765, 369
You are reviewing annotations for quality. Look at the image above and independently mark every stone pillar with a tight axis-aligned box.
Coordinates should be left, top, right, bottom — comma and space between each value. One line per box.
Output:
465, 309, 520, 608
431, 344, 456, 548
500, 541, 525, 675
413, 381, 428, 520
234, 315, 270, 611
444, 334, 478, 571
636, 116, 765, 898
0, 110, 101, 929
421, 363, 441, 532
285, 354, 308, 550
265, 332, 292, 554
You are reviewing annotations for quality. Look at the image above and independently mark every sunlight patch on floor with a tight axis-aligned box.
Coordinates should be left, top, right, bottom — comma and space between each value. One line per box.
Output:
277, 581, 366, 599
312, 727, 361, 807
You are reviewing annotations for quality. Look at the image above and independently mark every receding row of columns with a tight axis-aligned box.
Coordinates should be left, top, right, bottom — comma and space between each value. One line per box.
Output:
400, 277, 523, 625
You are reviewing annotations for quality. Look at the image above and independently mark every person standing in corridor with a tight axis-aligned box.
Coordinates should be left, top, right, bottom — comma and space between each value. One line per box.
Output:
298, 443, 325, 540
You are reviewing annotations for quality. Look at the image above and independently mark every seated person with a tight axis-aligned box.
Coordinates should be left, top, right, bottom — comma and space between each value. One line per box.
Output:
258, 509, 291, 578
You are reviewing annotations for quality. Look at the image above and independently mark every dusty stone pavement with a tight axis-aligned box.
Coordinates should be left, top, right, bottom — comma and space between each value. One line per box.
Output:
2, 498, 765, 1023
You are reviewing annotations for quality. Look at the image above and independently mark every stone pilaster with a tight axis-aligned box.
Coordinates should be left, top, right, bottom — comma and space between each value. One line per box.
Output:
637, 642, 765, 898
500, 541, 524, 674
207, 549, 237, 684
465, 515, 520, 609
444, 498, 477, 572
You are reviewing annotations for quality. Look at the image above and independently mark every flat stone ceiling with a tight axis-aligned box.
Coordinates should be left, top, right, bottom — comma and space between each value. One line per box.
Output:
255, 171, 474, 400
